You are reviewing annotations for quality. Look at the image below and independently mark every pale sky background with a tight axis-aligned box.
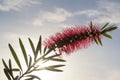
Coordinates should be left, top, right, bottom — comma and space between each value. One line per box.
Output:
0, 0, 120, 80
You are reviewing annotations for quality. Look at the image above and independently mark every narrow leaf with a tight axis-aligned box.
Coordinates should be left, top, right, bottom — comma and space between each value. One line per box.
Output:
8, 44, 22, 71
102, 26, 117, 33
28, 38, 36, 59
49, 58, 66, 62
9, 59, 14, 77
12, 68, 20, 72
19, 38, 28, 67
9, 59, 12, 70
28, 55, 32, 68
98, 38, 103, 46
45, 54, 61, 59
48, 65, 65, 68
105, 26, 117, 32
103, 33, 112, 39
93, 37, 99, 45
36, 36, 42, 55
26, 75, 41, 80
4, 69, 11, 80
25, 77, 34, 80
2, 59, 9, 70
101, 22, 109, 30
43, 46, 47, 53
89, 21, 93, 31
45, 68, 63, 72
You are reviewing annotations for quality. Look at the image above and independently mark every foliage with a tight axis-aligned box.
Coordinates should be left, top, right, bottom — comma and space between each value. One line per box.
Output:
44, 21, 117, 55
2, 22, 117, 80
2, 36, 65, 80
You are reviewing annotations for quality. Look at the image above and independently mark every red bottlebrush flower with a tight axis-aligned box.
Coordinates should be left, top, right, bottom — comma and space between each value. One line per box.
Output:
43, 22, 117, 55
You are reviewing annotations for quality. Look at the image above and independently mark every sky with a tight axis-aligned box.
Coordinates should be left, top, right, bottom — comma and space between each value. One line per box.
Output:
0, 0, 120, 80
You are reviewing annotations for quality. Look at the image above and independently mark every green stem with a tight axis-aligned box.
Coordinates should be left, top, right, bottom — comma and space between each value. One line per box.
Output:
17, 56, 44, 80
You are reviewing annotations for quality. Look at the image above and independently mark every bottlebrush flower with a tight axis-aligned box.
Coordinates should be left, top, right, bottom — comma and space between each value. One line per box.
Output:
43, 22, 117, 55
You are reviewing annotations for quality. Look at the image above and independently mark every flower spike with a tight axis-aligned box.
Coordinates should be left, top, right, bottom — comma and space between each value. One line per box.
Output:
44, 22, 117, 55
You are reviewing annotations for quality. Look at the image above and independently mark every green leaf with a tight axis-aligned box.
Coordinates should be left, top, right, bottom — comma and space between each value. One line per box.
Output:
93, 37, 99, 45
44, 65, 65, 72
28, 38, 36, 59
45, 67, 63, 72
9, 59, 12, 71
48, 65, 65, 68
19, 38, 28, 67
89, 21, 93, 31
12, 68, 20, 72
103, 33, 112, 39
101, 25, 117, 34
8, 44, 22, 71
98, 38, 103, 46
9, 59, 13, 77
4, 69, 11, 80
104, 25, 117, 32
45, 54, 61, 59
36, 36, 42, 55
2, 59, 9, 70
25, 77, 34, 80
43, 46, 47, 53
2, 59, 15, 80
101, 22, 109, 30
28, 55, 32, 68
49, 58, 66, 62
26, 75, 41, 80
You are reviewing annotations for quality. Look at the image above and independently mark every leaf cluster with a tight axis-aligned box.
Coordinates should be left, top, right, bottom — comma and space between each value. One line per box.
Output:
2, 36, 65, 80
89, 21, 117, 46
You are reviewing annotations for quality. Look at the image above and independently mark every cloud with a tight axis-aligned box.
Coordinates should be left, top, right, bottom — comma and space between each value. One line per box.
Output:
94, 1, 120, 24
97, 0, 120, 12
32, 0, 120, 28
32, 8, 72, 26
74, 0, 120, 26
32, 1, 120, 28
32, 19, 43, 26
74, 10, 101, 17
0, 0, 39, 11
